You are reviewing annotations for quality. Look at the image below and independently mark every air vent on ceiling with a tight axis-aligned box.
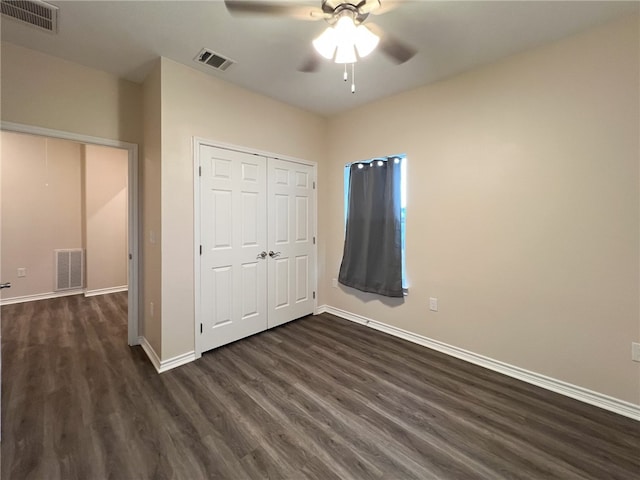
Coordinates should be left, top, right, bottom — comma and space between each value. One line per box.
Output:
195, 48, 235, 72
1, 0, 58, 33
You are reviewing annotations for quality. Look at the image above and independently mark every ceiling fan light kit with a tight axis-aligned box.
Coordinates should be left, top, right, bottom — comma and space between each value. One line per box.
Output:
311, 11, 379, 92
313, 14, 380, 63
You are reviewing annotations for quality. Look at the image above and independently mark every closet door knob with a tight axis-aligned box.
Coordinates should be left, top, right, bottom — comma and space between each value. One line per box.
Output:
257, 251, 268, 259
268, 251, 281, 258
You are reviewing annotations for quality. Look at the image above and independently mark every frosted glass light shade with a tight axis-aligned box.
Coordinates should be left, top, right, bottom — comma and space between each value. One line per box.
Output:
313, 27, 338, 59
333, 16, 357, 63
335, 43, 357, 64
312, 15, 380, 63
334, 15, 357, 40
354, 25, 379, 58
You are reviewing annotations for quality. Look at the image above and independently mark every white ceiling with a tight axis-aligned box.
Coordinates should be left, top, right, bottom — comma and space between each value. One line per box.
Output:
2, 1, 638, 116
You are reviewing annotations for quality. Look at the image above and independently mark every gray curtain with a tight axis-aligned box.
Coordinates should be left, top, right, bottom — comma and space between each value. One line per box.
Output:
338, 158, 403, 297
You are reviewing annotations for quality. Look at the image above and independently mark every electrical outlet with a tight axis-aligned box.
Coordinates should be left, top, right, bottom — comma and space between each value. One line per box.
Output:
150, 301, 154, 318
632, 342, 640, 362
17, 268, 26, 277
332, 278, 338, 288
429, 297, 438, 312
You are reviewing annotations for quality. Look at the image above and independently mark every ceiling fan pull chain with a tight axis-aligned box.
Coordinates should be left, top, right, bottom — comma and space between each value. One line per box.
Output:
344, 63, 348, 82
351, 63, 356, 94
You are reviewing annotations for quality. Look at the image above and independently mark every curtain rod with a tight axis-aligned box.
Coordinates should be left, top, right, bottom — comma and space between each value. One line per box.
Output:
345, 155, 403, 167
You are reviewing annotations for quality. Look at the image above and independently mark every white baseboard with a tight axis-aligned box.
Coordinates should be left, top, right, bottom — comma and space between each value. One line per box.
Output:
84, 286, 128, 297
318, 304, 640, 422
1, 286, 128, 305
138, 336, 196, 374
158, 350, 196, 373
139, 336, 162, 371
0, 289, 85, 306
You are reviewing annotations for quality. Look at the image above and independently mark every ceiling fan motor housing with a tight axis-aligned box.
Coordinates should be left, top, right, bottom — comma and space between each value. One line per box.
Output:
322, 0, 372, 25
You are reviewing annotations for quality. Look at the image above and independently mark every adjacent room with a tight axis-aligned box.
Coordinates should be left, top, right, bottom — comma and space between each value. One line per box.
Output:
1, 132, 129, 303
1, 1, 638, 478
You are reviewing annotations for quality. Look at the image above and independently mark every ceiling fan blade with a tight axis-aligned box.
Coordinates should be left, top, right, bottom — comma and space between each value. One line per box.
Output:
367, 23, 416, 64
224, 1, 326, 20
371, 0, 404, 15
357, 0, 381, 15
298, 54, 322, 73
380, 35, 416, 64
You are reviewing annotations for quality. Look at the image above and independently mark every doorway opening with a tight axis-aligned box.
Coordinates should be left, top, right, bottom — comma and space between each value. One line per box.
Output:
0, 122, 139, 345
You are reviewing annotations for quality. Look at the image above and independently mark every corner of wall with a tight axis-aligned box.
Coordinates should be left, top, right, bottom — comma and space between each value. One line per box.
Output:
141, 57, 163, 358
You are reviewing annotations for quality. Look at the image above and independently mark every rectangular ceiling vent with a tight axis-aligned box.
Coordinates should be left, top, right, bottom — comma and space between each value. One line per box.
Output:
195, 48, 235, 72
1, 0, 58, 33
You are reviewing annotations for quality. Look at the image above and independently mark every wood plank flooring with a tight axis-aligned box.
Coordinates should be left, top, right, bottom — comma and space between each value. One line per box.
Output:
2, 293, 639, 479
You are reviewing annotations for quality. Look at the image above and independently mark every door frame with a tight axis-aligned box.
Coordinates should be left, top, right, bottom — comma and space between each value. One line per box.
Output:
193, 137, 318, 359
1, 121, 140, 346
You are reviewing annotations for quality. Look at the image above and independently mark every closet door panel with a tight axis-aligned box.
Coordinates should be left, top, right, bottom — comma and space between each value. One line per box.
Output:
267, 158, 315, 328
200, 145, 268, 353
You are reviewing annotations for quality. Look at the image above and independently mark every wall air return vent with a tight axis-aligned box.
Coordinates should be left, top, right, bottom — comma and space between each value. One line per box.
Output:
1, 0, 58, 33
195, 48, 235, 72
55, 249, 84, 291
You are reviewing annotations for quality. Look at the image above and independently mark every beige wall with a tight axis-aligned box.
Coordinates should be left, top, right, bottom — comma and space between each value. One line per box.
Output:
1, 42, 142, 145
84, 145, 128, 293
159, 58, 327, 359
324, 16, 640, 405
142, 60, 162, 355
1, 132, 82, 298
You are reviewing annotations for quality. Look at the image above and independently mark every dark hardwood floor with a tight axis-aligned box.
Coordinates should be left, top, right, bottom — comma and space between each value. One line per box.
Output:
2, 293, 639, 479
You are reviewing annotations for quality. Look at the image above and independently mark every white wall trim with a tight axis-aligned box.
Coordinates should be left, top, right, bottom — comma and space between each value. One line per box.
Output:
139, 336, 162, 371
0, 289, 85, 306
192, 137, 317, 167
158, 350, 196, 373
139, 336, 196, 374
84, 286, 128, 297
1, 121, 134, 149
193, 137, 203, 360
319, 305, 640, 422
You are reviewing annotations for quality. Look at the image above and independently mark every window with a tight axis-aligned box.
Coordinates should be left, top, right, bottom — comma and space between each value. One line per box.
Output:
340, 155, 407, 296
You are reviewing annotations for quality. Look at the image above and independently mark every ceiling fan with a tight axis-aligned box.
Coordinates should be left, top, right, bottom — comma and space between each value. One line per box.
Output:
224, 0, 416, 73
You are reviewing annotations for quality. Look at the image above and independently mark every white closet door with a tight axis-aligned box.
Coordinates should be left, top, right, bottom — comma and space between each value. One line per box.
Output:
267, 158, 315, 328
200, 145, 268, 352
